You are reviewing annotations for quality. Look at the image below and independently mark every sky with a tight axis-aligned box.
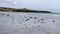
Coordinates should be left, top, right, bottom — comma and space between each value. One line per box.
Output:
0, 0, 60, 13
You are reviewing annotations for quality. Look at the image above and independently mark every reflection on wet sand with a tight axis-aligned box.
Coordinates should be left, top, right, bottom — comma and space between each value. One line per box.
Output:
0, 12, 60, 34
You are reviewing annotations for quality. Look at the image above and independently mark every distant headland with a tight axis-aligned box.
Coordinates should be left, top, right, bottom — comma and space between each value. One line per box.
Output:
0, 7, 52, 13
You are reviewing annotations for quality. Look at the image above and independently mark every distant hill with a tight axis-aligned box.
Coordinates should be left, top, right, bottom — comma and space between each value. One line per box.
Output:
0, 7, 52, 13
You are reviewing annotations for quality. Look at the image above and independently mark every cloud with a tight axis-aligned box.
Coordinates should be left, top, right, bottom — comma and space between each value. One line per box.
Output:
0, 0, 60, 13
